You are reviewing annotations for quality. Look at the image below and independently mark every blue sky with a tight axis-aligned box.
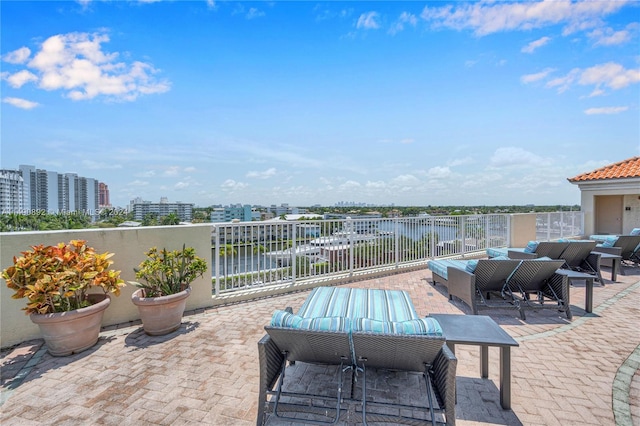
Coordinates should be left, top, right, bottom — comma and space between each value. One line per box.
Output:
2, 1, 639, 209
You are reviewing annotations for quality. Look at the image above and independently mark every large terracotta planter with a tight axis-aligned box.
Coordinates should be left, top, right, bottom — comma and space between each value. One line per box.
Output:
30, 294, 111, 357
131, 286, 191, 336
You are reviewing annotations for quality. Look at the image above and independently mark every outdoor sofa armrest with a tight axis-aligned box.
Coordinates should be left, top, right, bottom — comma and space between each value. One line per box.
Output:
257, 334, 285, 426
447, 266, 478, 314
433, 344, 457, 426
507, 249, 538, 259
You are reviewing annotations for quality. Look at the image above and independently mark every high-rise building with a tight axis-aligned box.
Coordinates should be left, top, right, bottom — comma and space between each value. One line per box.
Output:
99, 183, 110, 207
5, 165, 103, 215
0, 170, 25, 213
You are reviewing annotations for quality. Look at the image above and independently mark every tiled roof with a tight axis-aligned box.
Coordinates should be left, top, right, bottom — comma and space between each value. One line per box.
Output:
568, 156, 640, 182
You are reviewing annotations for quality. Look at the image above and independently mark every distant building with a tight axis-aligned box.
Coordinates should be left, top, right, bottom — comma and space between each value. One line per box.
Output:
3, 165, 103, 216
132, 199, 194, 222
209, 204, 258, 222
0, 169, 25, 213
99, 183, 110, 207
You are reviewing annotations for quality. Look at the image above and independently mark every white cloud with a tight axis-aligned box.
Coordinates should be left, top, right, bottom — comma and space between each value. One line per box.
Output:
174, 181, 190, 189
521, 67, 555, 84
389, 11, 417, 35
448, 157, 473, 167
5, 69, 38, 88
246, 7, 265, 19
391, 174, 420, 185
246, 167, 277, 179
126, 180, 149, 187
426, 167, 452, 179
184, 166, 196, 173
420, 0, 628, 36
579, 62, 640, 90
3, 47, 31, 64
221, 179, 248, 192
6, 32, 170, 102
588, 26, 631, 46
135, 170, 156, 178
490, 147, 550, 168
2, 97, 40, 109
338, 180, 362, 190
357, 12, 380, 30
546, 68, 580, 93
584, 106, 628, 115
521, 36, 551, 53
164, 166, 180, 176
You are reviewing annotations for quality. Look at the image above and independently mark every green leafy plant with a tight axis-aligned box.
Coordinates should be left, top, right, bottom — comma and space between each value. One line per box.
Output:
130, 245, 208, 297
2, 240, 125, 315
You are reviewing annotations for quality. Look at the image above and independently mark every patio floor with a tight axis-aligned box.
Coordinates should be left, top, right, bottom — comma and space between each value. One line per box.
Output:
1, 263, 639, 425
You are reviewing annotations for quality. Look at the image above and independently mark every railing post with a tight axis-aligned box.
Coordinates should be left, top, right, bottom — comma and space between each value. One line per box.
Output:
291, 222, 297, 285
347, 217, 354, 277
394, 218, 400, 268
460, 216, 466, 257
213, 225, 220, 296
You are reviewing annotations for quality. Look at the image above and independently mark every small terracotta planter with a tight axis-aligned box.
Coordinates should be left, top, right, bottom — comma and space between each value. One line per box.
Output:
131, 286, 191, 336
30, 294, 111, 357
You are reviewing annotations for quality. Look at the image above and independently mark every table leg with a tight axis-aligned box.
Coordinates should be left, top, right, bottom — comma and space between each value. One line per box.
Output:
611, 259, 619, 281
585, 278, 593, 313
500, 346, 511, 410
480, 345, 488, 378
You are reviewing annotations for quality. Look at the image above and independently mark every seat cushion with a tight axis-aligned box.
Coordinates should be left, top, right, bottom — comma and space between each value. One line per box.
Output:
486, 247, 508, 258
297, 286, 419, 322
427, 259, 467, 281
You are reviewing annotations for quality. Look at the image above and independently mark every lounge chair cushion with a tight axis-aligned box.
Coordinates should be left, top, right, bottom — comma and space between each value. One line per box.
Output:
297, 287, 419, 322
352, 317, 443, 336
427, 259, 467, 281
270, 310, 350, 332
465, 259, 479, 273
600, 236, 619, 248
486, 247, 508, 258
524, 241, 539, 253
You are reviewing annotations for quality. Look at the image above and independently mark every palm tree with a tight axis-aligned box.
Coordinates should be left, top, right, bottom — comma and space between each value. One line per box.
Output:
218, 244, 238, 284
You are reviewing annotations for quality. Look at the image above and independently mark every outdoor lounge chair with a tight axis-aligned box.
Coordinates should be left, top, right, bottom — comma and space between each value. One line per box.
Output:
351, 330, 456, 425
592, 235, 640, 272
557, 241, 603, 283
258, 325, 353, 425
486, 241, 570, 260
505, 259, 570, 320
429, 258, 521, 313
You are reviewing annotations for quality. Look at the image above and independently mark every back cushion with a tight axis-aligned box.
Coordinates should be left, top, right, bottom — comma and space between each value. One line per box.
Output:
602, 236, 619, 248
352, 317, 443, 336
524, 241, 539, 253
630, 228, 640, 236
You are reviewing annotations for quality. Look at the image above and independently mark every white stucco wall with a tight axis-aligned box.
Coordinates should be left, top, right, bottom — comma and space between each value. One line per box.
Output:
574, 178, 640, 235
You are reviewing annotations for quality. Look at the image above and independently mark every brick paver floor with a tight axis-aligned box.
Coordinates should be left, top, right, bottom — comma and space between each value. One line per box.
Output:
1, 263, 639, 425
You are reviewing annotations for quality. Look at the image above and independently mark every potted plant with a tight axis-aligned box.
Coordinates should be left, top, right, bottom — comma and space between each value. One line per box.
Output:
129, 245, 207, 336
2, 240, 125, 356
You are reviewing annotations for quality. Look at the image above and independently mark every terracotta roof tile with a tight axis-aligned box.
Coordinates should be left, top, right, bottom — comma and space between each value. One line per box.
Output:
568, 156, 640, 182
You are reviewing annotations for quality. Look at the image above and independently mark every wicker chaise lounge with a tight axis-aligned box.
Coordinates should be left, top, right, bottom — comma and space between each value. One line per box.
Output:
592, 235, 640, 272
505, 259, 570, 320
486, 241, 570, 260
351, 329, 456, 425
428, 258, 521, 306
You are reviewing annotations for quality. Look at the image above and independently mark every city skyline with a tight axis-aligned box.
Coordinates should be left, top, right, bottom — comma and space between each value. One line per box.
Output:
2, 1, 639, 208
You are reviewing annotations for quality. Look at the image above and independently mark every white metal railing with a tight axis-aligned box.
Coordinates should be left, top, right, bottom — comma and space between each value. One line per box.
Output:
211, 214, 525, 295
535, 211, 584, 241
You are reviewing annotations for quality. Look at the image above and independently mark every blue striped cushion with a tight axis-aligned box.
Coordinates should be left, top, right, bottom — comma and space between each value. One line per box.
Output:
352, 317, 443, 336
270, 310, 350, 332
271, 310, 304, 328
297, 287, 419, 322
486, 247, 508, 258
